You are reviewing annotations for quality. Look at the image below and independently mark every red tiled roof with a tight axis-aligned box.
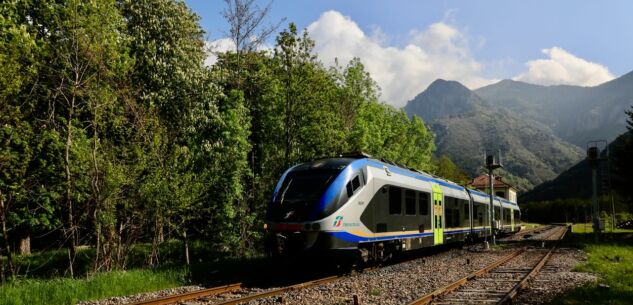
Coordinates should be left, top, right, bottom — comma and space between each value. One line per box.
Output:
467, 174, 515, 189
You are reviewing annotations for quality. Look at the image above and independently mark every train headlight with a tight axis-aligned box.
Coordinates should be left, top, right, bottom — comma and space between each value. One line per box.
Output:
311, 223, 321, 231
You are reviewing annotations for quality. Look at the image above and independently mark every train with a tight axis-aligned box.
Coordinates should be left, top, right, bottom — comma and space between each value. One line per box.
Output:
265, 153, 520, 263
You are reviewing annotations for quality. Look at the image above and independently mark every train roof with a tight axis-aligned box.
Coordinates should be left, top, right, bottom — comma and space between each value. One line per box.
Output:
296, 155, 518, 207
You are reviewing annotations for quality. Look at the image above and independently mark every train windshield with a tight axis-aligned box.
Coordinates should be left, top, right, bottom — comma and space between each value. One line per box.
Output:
269, 170, 341, 221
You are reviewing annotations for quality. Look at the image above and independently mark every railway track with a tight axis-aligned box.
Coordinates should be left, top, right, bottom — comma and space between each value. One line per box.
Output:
497, 225, 553, 242
407, 225, 568, 305
129, 275, 341, 305
128, 225, 566, 305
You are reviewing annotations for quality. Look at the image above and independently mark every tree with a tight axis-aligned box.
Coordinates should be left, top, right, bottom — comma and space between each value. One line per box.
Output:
274, 23, 318, 166
221, 0, 283, 87
433, 155, 469, 185
57, 0, 125, 276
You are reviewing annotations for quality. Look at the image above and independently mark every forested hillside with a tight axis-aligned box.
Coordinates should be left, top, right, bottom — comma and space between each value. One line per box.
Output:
405, 79, 584, 191
0, 0, 442, 277
475, 72, 633, 147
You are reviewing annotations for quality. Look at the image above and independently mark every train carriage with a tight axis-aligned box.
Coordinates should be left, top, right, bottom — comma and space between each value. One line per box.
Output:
266, 154, 520, 263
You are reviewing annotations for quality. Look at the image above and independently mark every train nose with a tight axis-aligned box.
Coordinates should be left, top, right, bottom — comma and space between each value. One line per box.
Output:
266, 230, 320, 256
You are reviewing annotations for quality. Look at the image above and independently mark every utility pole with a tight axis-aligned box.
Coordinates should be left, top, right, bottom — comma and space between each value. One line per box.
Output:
485, 153, 502, 245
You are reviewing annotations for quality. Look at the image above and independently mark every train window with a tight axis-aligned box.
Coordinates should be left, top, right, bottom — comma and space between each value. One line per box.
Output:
462, 199, 470, 227
444, 197, 460, 228
445, 208, 453, 227
389, 186, 402, 215
405, 190, 416, 215
352, 176, 361, 191
346, 182, 353, 197
494, 206, 501, 221
418, 192, 429, 215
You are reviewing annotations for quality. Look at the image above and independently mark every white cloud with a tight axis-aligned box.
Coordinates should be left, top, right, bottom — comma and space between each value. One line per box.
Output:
306, 10, 495, 107
205, 38, 235, 66
204, 11, 615, 106
205, 38, 273, 66
513, 47, 614, 86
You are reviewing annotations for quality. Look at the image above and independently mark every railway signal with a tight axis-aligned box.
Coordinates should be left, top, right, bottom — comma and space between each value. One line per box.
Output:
485, 151, 503, 245
587, 140, 608, 241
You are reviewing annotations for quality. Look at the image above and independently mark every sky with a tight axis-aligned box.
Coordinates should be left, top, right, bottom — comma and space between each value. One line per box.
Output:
185, 0, 633, 107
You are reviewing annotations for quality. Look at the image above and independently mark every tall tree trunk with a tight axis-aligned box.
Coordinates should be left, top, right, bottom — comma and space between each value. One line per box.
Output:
183, 230, 190, 266
0, 190, 15, 279
65, 95, 77, 278
1, 250, 4, 284
149, 214, 160, 267
91, 101, 102, 271
18, 235, 30, 255
94, 220, 101, 272
284, 56, 292, 167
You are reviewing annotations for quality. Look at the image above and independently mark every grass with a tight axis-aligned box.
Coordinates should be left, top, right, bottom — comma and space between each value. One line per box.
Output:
521, 222, 542, 229
0, 239, 268, 305
545, 230, 633, 305
369, 287, 381, 296
0, 268, 188, 305
571, 222, 633, 234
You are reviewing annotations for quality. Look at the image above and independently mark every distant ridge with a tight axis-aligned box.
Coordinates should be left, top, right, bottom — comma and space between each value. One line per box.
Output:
405, 79, 584, 191
475, 71, 633, 146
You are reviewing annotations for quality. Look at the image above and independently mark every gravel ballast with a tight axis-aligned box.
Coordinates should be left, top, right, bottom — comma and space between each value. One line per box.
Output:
78, 231, 595, 305
514, 247, 596, 305
77, 285, 205, 305
202, 245, 514, 305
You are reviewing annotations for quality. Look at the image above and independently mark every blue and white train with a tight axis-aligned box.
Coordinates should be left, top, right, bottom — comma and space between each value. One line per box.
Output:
265, 153, 520, 262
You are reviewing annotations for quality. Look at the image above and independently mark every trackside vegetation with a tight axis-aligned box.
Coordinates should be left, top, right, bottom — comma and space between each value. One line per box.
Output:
547, 230, 633, 305
0, 269, 187, 305
0, 0, 472, 302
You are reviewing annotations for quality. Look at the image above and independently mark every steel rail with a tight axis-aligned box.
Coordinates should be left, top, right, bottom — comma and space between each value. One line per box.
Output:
128, 283, 242, 305
212, 275, 340, 305
407, 248, 526, 305
496, 225, 568, 304
407, 225, 566, 305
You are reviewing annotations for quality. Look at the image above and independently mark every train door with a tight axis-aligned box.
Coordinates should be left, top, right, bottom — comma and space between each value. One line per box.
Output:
510, 208, 515, 232
466, 192, 474, 236
432, 184, 444, 245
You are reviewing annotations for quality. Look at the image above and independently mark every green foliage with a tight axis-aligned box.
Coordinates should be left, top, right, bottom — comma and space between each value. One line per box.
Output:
0, 0, 438, 286
521, 196, 632, 224
432, 155, 469, 185
547, 232, 633, 305
0, 268, 187, 305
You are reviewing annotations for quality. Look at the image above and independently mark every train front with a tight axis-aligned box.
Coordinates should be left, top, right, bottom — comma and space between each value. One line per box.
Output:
265, 157, 364, 258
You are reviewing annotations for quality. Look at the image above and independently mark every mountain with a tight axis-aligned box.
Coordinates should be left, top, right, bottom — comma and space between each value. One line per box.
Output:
431, 108, 584, 191
405, 80, 585, 191
475, 71, 633, 146
520, 133, 629, 202
404, 79, 486, 123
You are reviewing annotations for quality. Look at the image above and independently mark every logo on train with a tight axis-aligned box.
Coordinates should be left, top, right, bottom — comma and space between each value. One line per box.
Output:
333, 216, 343, 227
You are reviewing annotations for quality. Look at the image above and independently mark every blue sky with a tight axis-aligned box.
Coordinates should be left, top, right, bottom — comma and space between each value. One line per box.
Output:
185, 0, 633, 106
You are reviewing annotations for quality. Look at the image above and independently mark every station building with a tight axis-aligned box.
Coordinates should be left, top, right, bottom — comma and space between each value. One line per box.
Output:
468, 174, 518, 204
